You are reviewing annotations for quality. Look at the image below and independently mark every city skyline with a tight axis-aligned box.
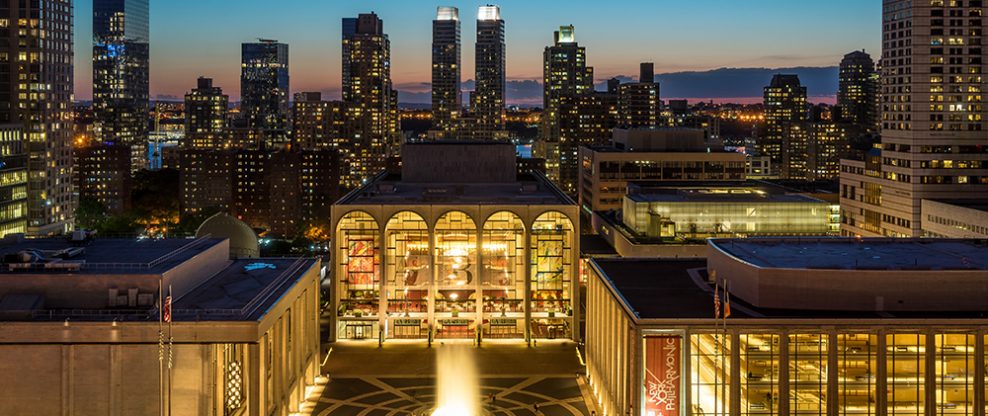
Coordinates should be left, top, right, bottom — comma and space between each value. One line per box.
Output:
72, 0, 881, 103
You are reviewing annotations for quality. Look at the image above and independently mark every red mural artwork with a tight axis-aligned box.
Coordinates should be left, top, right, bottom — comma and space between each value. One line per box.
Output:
645, 336, 681, 416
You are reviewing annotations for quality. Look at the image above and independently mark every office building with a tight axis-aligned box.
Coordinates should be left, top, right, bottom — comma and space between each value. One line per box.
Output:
840, 0, 988, 237
241, 40, 290, 148
473, 5, 507, 137
0, 236, 321, 415
618, 63, 661, 128
184, 77, 228, 149
763, 74, 808, 179
0, 125, 27, 237
838, 49, 879, 132
578, 128, 746, 212
291, 92, 347, 150
331, 142, 579, 342
432, 6, 461, 137
342, 13, 398, 187
921, 199, 988, 237
0, 0, 74, 236
74, 143, 132, 214
93, 0, 150, 172
586, 238, 988, 416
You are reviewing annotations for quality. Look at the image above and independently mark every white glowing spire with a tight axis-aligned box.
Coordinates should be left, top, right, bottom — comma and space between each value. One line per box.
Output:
436, 6, 459, 21
478, 5, 501, 21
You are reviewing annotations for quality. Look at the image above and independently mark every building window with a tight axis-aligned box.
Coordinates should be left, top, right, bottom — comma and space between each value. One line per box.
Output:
691, 332, 732, 416
888, 333, 926, 416
434, 211, 478, 325
384, 211, 429, 334
837, 333, 878, 415
934, 333, 974, 415
222, 344, 246, 416
740, 333, 780, 415
530, 211, 574, 339
482, 211, 526, 338
790, 333, 828, 415
336, 211, 380, 339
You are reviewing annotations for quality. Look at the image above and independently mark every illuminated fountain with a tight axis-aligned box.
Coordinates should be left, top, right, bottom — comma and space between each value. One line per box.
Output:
431, 345, 480, 416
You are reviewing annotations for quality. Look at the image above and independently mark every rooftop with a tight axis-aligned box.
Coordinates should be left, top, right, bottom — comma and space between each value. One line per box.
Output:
336, 173, 574, 206
928, 199, 988, 213
710, 238, 988, 270
0, 236, 225, 274
591, 258, 988, 320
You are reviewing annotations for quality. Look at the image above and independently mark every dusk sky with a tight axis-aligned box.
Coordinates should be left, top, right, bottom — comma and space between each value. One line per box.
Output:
73, 0, 881, 102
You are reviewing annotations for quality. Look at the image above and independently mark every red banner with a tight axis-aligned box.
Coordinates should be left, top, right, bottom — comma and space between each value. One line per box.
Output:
644, 336, 681, 416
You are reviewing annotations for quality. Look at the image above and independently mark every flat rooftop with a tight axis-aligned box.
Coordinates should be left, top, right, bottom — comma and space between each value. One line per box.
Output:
627, 189, 822, 204
711, 238, 988, 270
336, 173, 574, 206
929, 199, 988, 213
0, 237, 225, 274
592, 258, 988, 320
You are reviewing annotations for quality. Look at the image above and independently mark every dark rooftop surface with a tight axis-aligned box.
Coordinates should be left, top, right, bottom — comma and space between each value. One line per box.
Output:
929, 199, 988, 213
592, 258, 988, 320
174, 258, 318, 321
579, 234, 618, 257
711, 238, 988, 270
336, 173, 574, 206
627, 190, 822, 204
0, 237, 225, 274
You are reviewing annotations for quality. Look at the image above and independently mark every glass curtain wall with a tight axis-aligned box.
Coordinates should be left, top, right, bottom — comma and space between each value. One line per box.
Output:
837, 333, 878, 415
934, 334, 975, 415
691, 332, 732, 416
740, 333, 781, 415
482, 212, 526, 338
888, 333, 926, 416
384, 211, 430, 339
336, 211, 380, 339
434, 211, 478, 338
530, 212, 574, 339
790, 333, 828, 415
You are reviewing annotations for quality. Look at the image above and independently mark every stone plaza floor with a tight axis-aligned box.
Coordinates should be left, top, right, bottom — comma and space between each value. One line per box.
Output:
312, 340, 594, 416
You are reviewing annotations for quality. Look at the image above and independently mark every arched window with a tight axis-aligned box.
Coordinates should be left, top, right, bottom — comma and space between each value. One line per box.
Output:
434, 211, 477, 321
530, 212, 574, 338
384, 212, 429, 318
336, 212, 380, 326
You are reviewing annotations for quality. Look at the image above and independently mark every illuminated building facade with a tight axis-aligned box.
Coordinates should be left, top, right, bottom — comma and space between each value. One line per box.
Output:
432, 6, 461, 137
292, 92, 347, 151
0, 237, 321, 415
838, 50, 880, 132
0, 0, 74, 236
473, 5, 507, 138
342, 13, 398, 187
331, 142, 579, 342
93, 0, 150, 172
840, 0, 988, 237
184, 77, 228, 149
578, 128, 746, 212
587, 238, 988, 416
763, 74, 808, 180
921, 199, 988, 237
74, 143, 132, 214
0, 125, 27, 237
618, 63, 661, 128
180, 149, 233, 215
807, 122, 851, 181
241, 40, 290, 148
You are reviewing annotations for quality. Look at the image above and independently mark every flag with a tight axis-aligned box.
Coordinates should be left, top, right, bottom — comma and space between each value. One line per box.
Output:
724, 280, 732, 319
163, 295, 172, 323
713, 278, 721, 319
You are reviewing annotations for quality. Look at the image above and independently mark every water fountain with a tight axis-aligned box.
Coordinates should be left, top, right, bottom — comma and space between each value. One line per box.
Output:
431, 345, 480, 416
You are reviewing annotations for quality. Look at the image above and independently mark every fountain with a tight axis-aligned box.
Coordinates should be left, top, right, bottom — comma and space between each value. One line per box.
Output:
431, 345, 480, 416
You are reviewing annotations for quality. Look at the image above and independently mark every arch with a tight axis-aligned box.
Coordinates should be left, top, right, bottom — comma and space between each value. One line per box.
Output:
383, 211, 430, 326
335, 210, 379, 233
529, 211, 575, 339
336, 210, 381, 337
481, 212, 527, 336
434, 211, 479, 323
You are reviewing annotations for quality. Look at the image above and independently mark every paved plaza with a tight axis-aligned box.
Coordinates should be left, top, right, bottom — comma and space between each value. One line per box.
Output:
313, 341, 594, 416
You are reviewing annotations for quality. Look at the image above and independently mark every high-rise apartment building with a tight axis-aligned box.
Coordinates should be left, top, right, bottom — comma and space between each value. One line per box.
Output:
93, 0, 150, 172
840, 0, 988, 237
473, 5, 506, 137
342, 13, 397, 187
617, 63, 661, 128
241, 40, 290, 148
74, 143, 132, 214
431, 6, 461, 137
0, 0, 74, 236
184, 77, 228, 149
0, 125, 27, 237
838, 50, 880, 132
292, 92, 347, 150
763, 74, 808, 179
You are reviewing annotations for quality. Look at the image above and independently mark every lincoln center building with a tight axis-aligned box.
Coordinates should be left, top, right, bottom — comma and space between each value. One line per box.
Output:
331, 142, 579, 342
586, 238, 988, 416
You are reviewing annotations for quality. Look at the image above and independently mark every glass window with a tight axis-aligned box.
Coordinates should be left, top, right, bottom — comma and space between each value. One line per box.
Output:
434, 211, 477, 323
790, 333, 828, 415
934, 334, 974, 415
384, 212, 429, 339
482, 212, 526, 339
837, 333, 878, 415
740, 333, 780, 415
691, 332, 732, 416
888, 333, 926, 416
336, 211, 380, 325
530, 212, 574, 339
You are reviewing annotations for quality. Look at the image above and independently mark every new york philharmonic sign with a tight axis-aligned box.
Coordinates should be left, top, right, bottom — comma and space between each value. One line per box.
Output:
644, 336, 681, 416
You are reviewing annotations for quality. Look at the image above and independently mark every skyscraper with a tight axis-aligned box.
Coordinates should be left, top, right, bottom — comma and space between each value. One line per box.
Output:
840, 0, 988, 237
184, 77, 228, 149
617, 63, 661, 128
0, 0, 74, 236
241, 40, 290, 148
539, 25, 595, 193
431, 6, 461, 137
342, 13, 397, 187
93, 0, 150, 171
474, 5, 506, 137
838, 50, 879, 132
763, 74, 808, 179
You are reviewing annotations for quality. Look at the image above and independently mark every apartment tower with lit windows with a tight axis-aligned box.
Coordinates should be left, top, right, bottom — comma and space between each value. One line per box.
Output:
840, 0, 988, 237
473, 5, 507, 138
431, 6, 461, 137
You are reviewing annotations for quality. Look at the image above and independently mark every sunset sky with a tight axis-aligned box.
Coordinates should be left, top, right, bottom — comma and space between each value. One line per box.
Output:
73, 0, 881, 102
